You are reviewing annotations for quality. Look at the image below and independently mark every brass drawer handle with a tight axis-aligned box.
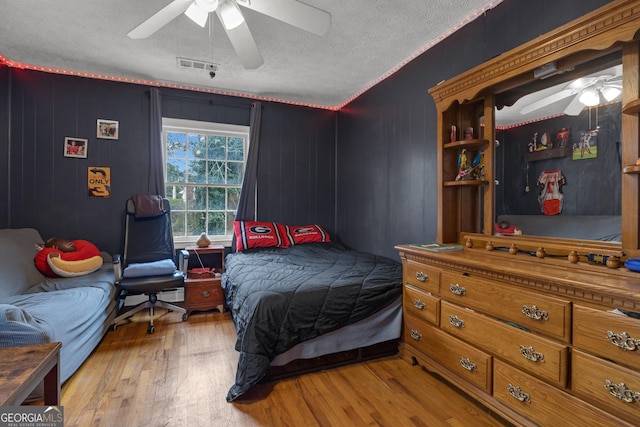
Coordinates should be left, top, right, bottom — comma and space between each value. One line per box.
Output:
507, 384, 531, 403
522, 305, 549, 321
201, 291, 211, 298
410, 329, 423, 341
449, 284, 466, 296
519, 345, 544, 363
449, 315, 465, 328
416, 272, 428, 282
413, 299, 426, 310
606, 331, 640, 351
459, 357, 476, 372
604, 380, 640, 403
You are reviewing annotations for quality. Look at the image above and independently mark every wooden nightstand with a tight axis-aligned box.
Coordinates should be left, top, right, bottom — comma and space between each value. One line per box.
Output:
183, 245, 225, 317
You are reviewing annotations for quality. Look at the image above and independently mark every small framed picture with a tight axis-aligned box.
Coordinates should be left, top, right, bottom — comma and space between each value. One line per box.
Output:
64, 137, 88, 158
97, 119, 119, 140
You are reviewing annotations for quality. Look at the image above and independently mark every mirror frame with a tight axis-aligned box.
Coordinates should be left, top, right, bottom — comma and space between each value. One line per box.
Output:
430, 0, 640, 260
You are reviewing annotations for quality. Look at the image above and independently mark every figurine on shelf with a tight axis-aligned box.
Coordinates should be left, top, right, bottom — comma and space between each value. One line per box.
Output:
528, 132, 538, 152
455, 149, 469, 181
469, 149, 485, 180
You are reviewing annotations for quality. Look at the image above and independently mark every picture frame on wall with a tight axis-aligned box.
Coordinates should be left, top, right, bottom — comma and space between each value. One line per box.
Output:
64, 137, 88, 159
97, 119, 119, 140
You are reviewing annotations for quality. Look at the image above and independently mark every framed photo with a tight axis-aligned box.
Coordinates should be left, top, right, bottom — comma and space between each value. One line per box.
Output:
97, 119, 119, 140
64, 137, 88, 158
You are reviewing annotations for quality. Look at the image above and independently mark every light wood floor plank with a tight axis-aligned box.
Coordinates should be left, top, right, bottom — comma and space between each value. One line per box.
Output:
58, 310, 508, 426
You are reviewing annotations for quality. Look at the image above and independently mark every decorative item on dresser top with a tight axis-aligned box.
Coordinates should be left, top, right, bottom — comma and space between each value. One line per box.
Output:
404, 0, 640, 424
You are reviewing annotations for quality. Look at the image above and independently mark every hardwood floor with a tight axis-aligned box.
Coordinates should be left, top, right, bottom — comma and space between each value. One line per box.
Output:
59, 309, 508, 426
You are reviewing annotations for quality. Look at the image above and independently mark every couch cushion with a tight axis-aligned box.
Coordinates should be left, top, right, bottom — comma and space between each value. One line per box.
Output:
0, 229, 46, 298
1, 277, 118, 382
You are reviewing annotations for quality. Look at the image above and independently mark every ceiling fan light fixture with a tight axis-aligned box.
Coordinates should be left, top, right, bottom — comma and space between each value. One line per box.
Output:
602, 86, 621, 102
185, 2, 210, 27
220, 1, 244, 30
579, 88, 599, 107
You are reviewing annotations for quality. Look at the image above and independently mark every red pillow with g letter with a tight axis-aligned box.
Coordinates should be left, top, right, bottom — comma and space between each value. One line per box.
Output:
34, 239, 103, 277
234, 221, 290, 252
282, 224, 331, 245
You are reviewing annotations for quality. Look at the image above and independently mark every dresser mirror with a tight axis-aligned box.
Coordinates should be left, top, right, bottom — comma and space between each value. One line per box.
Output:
493, 50, 623, 243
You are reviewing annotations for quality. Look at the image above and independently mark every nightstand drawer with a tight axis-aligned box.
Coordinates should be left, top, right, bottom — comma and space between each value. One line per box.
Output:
403, 284, 439, 325
404, 260, 440, 293
441, 272, 571, 342
440, 301, 568, 388
572, 350, 640, 424
404, 314, 492, 393
573, 305, 640, 369
184, 278, 224, 305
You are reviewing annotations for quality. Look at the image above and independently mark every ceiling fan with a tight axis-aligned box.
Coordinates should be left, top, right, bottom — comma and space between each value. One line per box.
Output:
519, 65, 622, 116
127, 0, 331, 69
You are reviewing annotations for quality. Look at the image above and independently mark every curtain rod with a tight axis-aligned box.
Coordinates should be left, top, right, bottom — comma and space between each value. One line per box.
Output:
157, 90, 254, 108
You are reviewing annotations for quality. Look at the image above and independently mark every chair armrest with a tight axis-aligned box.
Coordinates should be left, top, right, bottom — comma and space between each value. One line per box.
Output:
113, 254, 122, 282
178, 250, 189, 274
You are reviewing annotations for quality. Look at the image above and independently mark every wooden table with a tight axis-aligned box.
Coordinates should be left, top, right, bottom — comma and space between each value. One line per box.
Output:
0, 342, 62, 405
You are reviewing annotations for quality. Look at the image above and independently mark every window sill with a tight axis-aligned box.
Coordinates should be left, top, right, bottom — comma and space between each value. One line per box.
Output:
174, 236, 232, 249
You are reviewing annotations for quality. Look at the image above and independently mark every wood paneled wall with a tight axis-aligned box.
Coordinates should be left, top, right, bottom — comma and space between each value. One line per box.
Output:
1, 70, 336, 255
335, 0, 614, 260
0, 0, 614, 260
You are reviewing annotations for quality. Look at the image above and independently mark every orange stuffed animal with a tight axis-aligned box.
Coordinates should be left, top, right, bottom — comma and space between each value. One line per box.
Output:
35, 238, 103, 277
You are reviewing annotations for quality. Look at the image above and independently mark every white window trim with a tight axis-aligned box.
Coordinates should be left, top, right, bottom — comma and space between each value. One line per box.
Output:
162, 117, 249, 248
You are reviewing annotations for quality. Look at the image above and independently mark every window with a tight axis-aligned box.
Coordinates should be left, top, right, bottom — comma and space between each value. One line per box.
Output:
162, 118, 249, 245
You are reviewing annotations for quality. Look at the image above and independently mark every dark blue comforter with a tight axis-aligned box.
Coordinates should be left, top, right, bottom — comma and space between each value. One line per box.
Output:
221, 242, 402, 401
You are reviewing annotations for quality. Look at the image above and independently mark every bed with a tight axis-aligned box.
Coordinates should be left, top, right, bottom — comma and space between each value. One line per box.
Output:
221, 241, 403, 401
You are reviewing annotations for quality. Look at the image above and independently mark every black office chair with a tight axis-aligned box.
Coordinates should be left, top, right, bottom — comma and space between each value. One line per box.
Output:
112, 196, 187, 334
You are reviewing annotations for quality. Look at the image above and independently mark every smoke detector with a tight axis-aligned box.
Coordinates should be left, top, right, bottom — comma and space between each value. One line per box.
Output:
176, 57, 218, 73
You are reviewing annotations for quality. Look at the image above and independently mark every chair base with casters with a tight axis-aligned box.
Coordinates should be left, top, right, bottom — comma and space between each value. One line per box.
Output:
112, 269, 187, 334
112, 292, 187, 334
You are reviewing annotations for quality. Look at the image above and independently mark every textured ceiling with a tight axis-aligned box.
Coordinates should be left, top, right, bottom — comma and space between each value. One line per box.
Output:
0, 0, 501, 109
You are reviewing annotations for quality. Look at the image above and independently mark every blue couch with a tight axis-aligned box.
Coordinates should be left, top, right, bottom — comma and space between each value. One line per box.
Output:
0, 228, 119, 383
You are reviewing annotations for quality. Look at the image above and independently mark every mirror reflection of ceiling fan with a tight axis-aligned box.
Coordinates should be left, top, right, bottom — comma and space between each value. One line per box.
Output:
127, 0, 331, 69
519, 65, 622, 116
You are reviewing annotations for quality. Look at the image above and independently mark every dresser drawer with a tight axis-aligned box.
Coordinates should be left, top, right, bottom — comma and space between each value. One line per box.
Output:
494, 360, 627, 426
404, 314, 492, 393
440, 301, 568, 388
572, 350, 640, 424
573, 305, 640, 369
184, 278, 224, 305
404, 260, 440, 293
403, 284, 440, 325
441, 272, 571, 342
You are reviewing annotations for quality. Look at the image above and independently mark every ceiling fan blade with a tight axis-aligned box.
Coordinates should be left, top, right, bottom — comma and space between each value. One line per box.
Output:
564, 94, 586, 116
520, 89, 574, 115
128, 0, 192, 39
217, 8, 264, 69
241, 0, 331, 36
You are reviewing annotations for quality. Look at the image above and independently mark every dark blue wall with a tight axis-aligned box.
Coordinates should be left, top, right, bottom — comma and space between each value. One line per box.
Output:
336, 0, 614, 259
0, 0, 615, 260
1, 68, 336, 255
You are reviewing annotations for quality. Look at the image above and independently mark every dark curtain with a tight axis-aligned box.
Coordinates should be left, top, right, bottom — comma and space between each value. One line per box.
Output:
149, 88, 165, 196
236, 101, 262, 221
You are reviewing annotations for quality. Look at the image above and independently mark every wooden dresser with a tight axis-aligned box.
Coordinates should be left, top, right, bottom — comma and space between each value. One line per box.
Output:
396, 243, 640, 426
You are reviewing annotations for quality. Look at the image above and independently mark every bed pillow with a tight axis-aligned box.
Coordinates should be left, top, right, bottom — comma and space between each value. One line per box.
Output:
234, 221, 289, 251
282, 224, 331, 245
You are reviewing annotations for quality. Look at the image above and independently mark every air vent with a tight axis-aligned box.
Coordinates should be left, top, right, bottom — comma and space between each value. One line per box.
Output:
176, 57, 218, 73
